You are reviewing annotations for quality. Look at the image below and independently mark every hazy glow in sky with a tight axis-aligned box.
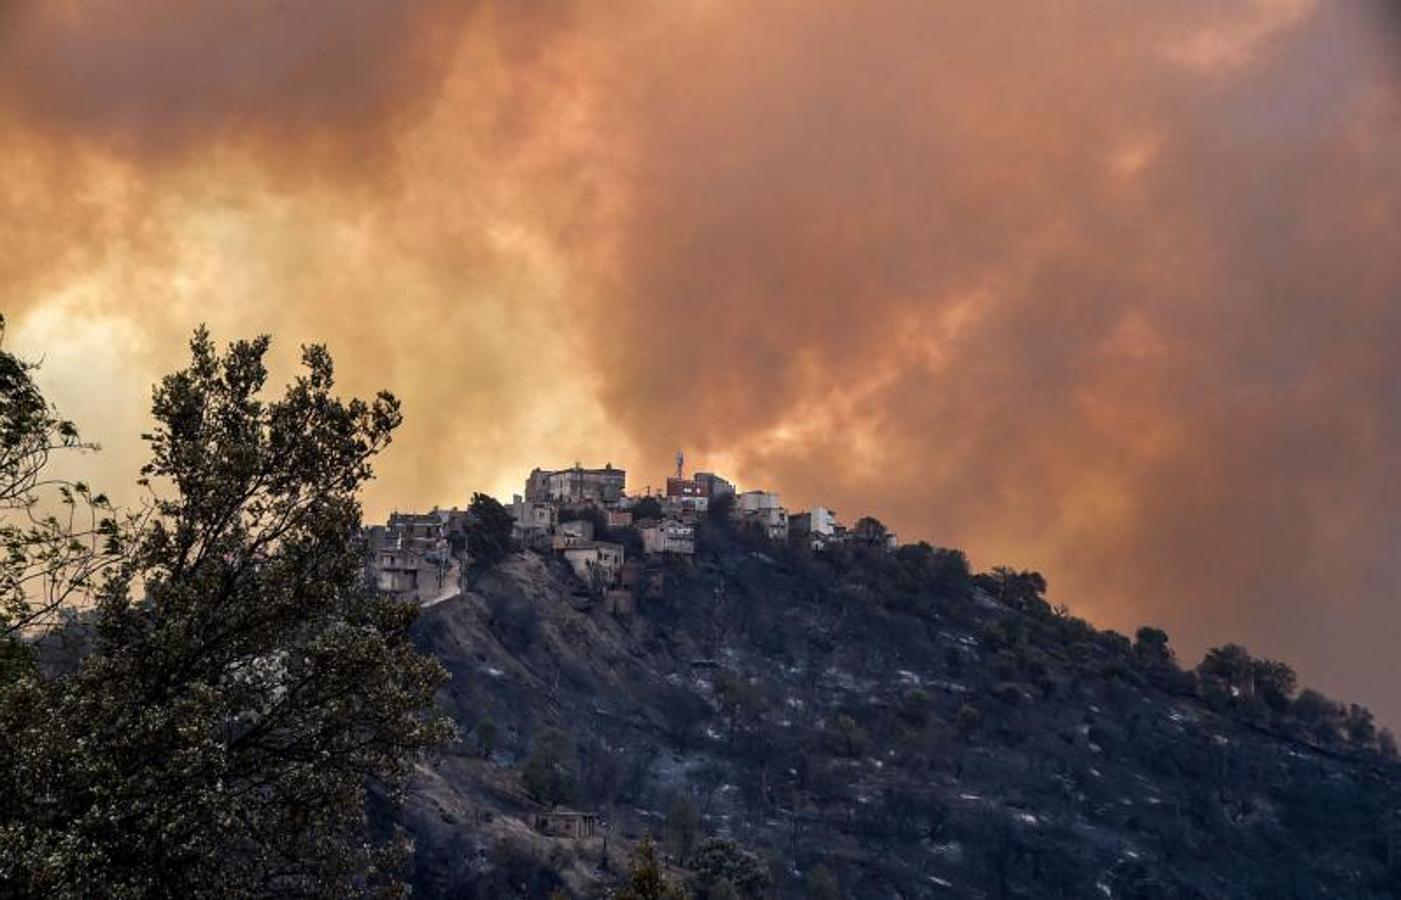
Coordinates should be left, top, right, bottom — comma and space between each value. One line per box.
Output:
2, 0, 1400, 720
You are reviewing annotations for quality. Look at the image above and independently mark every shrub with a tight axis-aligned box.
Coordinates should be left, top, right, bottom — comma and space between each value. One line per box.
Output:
664, 793, 702, 861
689, 837, 770, 899
617, 840, 686, 900
956, 704, 982, 740
823, 714, 872, 758
520, 729, 578, 807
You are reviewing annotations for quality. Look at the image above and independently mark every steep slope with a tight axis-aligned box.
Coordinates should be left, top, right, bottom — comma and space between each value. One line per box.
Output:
389, 526, 1401, 898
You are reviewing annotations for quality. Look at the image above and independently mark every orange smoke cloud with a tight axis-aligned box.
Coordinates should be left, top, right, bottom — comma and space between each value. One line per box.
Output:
575, 0, 1401, 722
2, 1, 1400, 722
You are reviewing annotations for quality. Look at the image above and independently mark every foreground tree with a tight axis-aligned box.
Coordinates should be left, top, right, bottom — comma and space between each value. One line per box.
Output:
0, 316, 132, 681
0, 330, 450, 897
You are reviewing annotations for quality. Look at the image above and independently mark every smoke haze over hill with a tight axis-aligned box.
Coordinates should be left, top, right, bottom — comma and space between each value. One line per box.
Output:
2, 1, 1400, 722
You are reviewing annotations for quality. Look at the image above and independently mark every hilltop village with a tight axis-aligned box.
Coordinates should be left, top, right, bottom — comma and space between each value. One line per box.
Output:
364, 456, 897, 607
371, 457, 1401, 898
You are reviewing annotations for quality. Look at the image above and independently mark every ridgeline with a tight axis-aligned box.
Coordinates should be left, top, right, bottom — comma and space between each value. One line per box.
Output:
384, 512, 1401, 898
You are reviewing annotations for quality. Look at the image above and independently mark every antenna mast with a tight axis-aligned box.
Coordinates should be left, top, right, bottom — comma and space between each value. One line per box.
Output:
675, 449, 684, 480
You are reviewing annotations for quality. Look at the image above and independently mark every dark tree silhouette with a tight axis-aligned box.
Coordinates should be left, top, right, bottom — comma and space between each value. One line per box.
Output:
632, 495, 665, 521
0, 330, 450, 896
466, 492, 515, 565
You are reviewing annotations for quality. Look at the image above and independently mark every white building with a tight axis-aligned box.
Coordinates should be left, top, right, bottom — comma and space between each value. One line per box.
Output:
366, 515, 457, 604
809, 506, 838, 536
737, 490, 782, 513
561, 541, 625, 587
372, 542, 422, 596
640, 519, 695, 556
511, 495, 556, 545
737, 491, 788, 540
524, 463, 626, 506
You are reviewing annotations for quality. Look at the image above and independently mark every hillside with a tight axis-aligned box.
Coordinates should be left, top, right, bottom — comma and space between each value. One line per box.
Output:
384, 520, 1401, 898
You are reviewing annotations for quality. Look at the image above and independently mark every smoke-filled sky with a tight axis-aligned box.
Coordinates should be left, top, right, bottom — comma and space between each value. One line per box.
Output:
3, 1, 1400, 720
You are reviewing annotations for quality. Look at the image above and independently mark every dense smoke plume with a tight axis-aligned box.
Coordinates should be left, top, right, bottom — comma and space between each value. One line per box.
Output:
2, 1, 1399, 720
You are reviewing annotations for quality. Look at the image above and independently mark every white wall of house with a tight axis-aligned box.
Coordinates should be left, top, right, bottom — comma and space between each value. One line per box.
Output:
738, 490, 781, 512
641, 520, 695, 555
811, 506, 838, 536
561, 542, 625, 585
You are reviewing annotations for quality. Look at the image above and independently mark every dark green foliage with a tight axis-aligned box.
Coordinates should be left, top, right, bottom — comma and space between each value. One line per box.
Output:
0, 638, 27, 689
894, 542, 971, 598
1131, 626, 1200, 694
956, 703, 982, 740
1252, 658, 1298, 713
0, 330, 450, 897
466, 492, 515, 566
472, 838, 568, 900
897, 688, 932, 728
0, 317, 52, 451
632, 496, 665, 521
559, 503, 608, 536
688, 837, 769, 899
577, 734, 625, 805
604, 513, 644, 556
713, 672, 766, 739
1195, 644, 1308, 722
0, 316, 130, 674
1346, 703, 1377, 746
521, 728, 578, 807
704, 492, 734, 527
1133, 626, 1172, 664
475, 716, 498, 758
802, 865, 842, 900
617, 839, 687, 900
664, 793, 702, 861
850, 516, 888, 546
977, 567, 1049, 614
1292, 688, 1336, 726
823, 713, 872, 758
1198, 644, 1253, 696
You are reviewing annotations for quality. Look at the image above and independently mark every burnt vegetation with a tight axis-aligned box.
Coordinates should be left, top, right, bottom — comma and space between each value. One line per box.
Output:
396, 509, 1401, 898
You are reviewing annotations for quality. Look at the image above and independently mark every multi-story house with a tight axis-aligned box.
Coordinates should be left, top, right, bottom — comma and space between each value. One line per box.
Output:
524, 463, 626, 506
639, 519, 695, 555
560, 541, 625, 588
738, 490, 789, 541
